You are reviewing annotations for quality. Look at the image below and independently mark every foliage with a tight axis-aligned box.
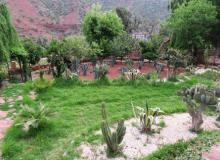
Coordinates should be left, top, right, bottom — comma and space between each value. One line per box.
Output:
169, 0, 220, 47
0, 4, 23, 62
132, 100, 164, 133
61, 68, 80, 83
22, 38, 45, 65
62, 36, 90, 58
139, 35, 163, 62
16, 104, 53, 132
47, 39, 66, 78
147, 71, 161, 85
166, 0, 217, 62
110, 32, 139, 60
83, 5, 124, 56
1, 74, 214, 159
101, 103, 126, 154
115, 7, 137, 33
143, 131, 220, 160
33, 74, 52, 92
178, 84, 218, 132
0, 71, 6, 86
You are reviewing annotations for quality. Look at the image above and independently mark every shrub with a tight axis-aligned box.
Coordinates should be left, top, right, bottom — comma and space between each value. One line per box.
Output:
33, 71, 52, 91
145, 71, 161, 86
167, 74, 178, 82
33, 78, 52, 91
16, 104, 53, 132
131, 100, 164, 133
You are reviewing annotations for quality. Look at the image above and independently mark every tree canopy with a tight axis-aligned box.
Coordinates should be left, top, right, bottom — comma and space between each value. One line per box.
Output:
83, 5, 124, 56
22, 38, 45, 65
62, 36, 90, 59
169, 0, 220, 47
0, 4, 24, 62
109, 33, 139, 59
167, 0, 217, 58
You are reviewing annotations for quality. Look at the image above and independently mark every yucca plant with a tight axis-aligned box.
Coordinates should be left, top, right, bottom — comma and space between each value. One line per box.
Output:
132, 100, 164, 133
178, 84, 218, 132
16, 104, 53, 132
101, 103, 126, 154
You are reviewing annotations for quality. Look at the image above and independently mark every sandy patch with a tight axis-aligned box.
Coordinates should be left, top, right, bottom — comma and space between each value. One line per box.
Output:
77, 113, 219, 160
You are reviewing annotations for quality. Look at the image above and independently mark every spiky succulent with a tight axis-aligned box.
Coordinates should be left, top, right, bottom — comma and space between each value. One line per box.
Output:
132, 100, 164, 133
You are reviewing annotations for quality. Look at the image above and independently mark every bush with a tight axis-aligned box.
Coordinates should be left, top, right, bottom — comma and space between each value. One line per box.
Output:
16, 104, 53, 133
33, 77, 52, 92
167, 74, 178, 82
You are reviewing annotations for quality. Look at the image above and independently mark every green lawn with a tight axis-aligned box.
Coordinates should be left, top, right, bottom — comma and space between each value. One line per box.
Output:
0, 75, 216, 160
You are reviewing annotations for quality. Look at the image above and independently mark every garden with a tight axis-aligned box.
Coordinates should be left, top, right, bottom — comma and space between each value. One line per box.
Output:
0, 0, 220, 160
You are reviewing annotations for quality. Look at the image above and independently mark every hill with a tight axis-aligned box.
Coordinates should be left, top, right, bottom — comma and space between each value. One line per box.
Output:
5, 0, 170, 39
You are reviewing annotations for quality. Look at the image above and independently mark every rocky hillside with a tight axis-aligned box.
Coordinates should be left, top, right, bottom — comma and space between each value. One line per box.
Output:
5, 0, 170, 39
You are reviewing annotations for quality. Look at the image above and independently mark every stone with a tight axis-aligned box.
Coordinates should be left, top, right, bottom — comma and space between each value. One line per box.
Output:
17, 96, 23, 101
0, 97, 5, 105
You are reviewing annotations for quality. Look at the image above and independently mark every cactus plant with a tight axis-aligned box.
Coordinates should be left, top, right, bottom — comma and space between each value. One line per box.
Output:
132, 100, 164, 133
178, 84, 218, 132
93, 64, 109, 80
81, 63, 89, 76
101, 103, 126, 154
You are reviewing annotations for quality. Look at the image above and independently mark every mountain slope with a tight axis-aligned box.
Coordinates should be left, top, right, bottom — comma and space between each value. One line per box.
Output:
6, 0, 170, 39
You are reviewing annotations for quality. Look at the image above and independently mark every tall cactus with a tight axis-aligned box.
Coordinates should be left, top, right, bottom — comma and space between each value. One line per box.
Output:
101, 103, 126, 154
178, 84, 218, 132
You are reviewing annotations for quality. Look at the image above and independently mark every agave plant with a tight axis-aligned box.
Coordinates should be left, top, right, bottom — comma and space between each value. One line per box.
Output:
131, 100, 164, 133
101, 103, 126, 154
16, 104, 53, 132
178, 84, 218, 132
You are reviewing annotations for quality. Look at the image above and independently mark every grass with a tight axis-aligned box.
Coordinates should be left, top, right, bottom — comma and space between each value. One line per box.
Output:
143, 130, 220, 160
0, 74, 217, 160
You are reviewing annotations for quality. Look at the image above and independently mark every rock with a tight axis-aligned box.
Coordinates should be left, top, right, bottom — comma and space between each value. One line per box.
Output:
0, 97, 5, 105
17, 96, 23, 101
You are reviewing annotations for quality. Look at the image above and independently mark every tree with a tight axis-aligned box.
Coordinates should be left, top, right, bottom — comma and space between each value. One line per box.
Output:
47, 40, 65, 78
110, 33, 139, 62
139, 34, 163, 62
0, 4, 27, 80
116, 7, 135, 33
83, 5, 124, 57
0, 4, 22, 59
166, 0, 217, 64
22, 38, 45, 65
62, 36, 90, 59
169, 0, 220, 48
